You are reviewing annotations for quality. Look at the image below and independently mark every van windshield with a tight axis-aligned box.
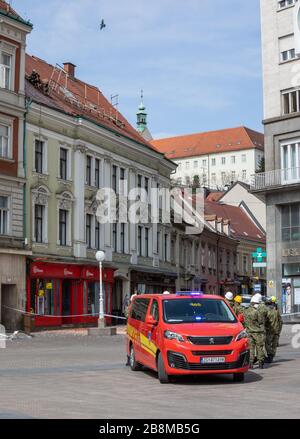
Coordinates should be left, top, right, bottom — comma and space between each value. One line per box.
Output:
163, 298, 237, 324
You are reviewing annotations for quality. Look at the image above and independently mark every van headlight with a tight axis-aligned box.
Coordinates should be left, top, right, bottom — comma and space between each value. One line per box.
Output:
164, 330, 185, 342
235, 330, 248, 342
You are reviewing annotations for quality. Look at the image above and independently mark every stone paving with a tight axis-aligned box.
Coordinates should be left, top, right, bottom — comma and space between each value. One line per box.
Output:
0, 325, 299, 419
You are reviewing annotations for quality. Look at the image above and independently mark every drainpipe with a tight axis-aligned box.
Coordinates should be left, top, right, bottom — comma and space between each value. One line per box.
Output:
23, 98, 32, 246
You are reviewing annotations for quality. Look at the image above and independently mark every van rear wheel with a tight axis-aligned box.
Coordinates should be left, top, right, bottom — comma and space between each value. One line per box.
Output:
130, 345, 142, 371
157, 353, 170, 384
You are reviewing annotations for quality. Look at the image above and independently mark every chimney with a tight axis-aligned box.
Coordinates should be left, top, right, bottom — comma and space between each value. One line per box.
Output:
63, 62, 76, 78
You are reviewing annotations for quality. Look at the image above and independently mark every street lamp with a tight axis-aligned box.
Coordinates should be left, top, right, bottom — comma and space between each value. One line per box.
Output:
96, 250, 106, 328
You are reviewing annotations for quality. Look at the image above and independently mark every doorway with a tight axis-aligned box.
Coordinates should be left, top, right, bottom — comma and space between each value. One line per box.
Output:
62, 280, 72, 317
1, 284, 18, 331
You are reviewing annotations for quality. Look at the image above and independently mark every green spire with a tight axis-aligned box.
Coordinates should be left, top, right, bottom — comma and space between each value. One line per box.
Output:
136, 89, 147, 132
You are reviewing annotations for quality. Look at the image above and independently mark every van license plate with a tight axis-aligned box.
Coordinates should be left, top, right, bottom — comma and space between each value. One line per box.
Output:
200, 357, 226, 364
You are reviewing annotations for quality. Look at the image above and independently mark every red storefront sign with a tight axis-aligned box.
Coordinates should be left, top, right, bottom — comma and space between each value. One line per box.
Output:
27, 261, 115, 328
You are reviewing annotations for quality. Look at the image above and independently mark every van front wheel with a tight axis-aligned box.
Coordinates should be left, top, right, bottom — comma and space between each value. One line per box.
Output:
130, 345, 142, 371
157, 353, 170, 384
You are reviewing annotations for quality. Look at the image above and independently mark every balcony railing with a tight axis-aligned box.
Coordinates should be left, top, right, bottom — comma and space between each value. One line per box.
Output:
251, 167, 300, 191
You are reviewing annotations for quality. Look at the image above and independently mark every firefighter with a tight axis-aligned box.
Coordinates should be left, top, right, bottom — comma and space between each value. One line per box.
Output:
265, 296, 283, 363
244, 294, 266, 369
232, 295, 244, 317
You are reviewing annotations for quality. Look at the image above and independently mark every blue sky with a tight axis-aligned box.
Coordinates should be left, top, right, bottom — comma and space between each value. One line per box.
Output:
13, 0, 263, 138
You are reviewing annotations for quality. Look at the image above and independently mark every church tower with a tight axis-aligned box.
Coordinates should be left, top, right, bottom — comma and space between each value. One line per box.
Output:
136, 90, 152, 141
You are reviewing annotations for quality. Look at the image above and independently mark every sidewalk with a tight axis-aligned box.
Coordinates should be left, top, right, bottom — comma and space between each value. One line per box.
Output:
30, 325, 127, 337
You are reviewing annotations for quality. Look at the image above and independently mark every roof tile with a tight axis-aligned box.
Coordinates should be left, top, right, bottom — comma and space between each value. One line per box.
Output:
151, 127, 264, 159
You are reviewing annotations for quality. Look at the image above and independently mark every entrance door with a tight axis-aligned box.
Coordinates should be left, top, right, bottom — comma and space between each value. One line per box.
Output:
61, 280, 72, 324
1, 284, 18, 331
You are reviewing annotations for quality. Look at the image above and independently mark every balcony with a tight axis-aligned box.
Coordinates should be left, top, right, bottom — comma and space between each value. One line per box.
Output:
251, 168, 300, 192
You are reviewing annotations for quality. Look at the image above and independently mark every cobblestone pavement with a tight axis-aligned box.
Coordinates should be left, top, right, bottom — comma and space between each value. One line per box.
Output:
0, 325, 299, 419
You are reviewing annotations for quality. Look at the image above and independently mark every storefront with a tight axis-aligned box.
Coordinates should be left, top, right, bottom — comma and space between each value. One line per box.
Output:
27, 261, 114, 328
130, 269, 177, 295
282, 263, 300, 314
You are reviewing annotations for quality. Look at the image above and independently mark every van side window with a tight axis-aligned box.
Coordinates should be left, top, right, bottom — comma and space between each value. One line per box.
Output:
130, 298, 150, 322
150, 299, 159, 321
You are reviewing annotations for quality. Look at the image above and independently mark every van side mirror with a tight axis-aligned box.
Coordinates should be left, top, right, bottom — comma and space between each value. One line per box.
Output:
146, 315, 158, 326
238, 314, 245, 324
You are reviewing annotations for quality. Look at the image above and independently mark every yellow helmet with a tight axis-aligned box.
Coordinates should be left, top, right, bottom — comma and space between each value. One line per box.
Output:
271, 296, 277, 303
234, 295, 242, 304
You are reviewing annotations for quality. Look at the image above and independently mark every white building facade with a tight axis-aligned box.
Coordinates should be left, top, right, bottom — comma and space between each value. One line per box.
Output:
151, 127, 264, 190
253, 0, 300, 314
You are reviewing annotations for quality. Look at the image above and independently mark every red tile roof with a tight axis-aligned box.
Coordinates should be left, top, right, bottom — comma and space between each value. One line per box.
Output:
25, 54, 156, 150
0, 0, 30, 24
206, 192, 225, 202
151, 127, 264, 160
204, 200, 265, 243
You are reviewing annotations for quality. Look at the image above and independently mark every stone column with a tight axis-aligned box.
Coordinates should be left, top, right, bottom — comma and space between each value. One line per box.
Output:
73, 143, 87, 258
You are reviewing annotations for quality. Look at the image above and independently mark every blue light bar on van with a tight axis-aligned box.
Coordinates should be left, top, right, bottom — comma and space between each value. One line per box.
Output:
176, 291, 203, 296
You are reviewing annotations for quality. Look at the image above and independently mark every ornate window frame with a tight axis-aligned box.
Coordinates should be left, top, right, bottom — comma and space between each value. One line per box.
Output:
56, 190, 74, 247
32, 185, 50, 244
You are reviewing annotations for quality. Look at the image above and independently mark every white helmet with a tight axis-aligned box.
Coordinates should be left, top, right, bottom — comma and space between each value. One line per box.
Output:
225, 292, 233, 301
163, 290, 171, 295
251, 293, 262, 304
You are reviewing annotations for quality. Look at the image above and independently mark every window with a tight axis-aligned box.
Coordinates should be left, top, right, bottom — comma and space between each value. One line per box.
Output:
86, 214, 92, 248
211, 173, 216, 184
194, 160, 198, 168
281, 141, 300, 182
282, 203, 300, 242
0, 123, 10, 158
164, 233, 168, 261
211, 158, 216, 166
95, 159, 100, 188
202, 159, 207, 167
157, 230, 160, 255
112, 223, 117, 252
243, 255, 248, 274
242, 170, 247, 180
0, 52, 12, 90
145, 227, 149, 257
130, 298, 150, 321
231, 156, 236, 164
282, 89, 300, 115
60, 148, 68, 180
120, 168, 126, 195
59, 209, 67, 246
221, 157, 226, 165
221, 172, 226, 183
150, 299, 159, 321
281, 49, 296, 62
186, 162, 190, 169
35, 140, 44, 174
120, 223, 125, 253
112, 165, 117, 192
86, 156, 92, 186
242, 154, 246, 163
0, 196, 8, 235
278, 0, 297, 9
137, 174, 142, 189
95, 220, 100, 249
138, 226, 142, 256
34, 204, 44, 243
144, 176, 149, 195
231, 171, 236, 181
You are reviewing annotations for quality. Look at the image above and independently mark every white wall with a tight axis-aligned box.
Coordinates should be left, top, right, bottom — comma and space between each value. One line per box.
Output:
172, 148, 263, 188
261, 0, 300, 119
